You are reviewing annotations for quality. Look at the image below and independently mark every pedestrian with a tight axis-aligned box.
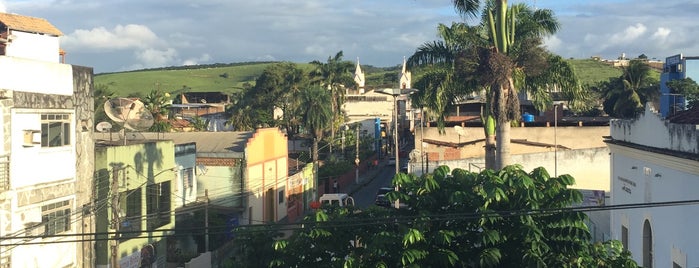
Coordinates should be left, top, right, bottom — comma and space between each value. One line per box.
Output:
333, 180, 339, 193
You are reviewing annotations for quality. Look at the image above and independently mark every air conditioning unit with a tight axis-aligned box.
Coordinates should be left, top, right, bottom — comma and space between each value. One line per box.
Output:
22, 130, 41, 147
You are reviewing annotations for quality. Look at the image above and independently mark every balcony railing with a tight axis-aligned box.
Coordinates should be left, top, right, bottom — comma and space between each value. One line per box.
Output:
0, 155, 9, 191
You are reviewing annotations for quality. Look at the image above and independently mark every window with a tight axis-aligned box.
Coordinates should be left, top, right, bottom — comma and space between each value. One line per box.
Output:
42, 200, 71, 235
147, 181, 171, 229
182, 167, 193, 192
41, 114, 71, 147
120, 188, 142, 240
278, 189, 285, 204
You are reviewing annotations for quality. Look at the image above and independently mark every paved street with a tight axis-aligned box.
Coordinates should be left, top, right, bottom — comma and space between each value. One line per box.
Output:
350, 165, 395, 208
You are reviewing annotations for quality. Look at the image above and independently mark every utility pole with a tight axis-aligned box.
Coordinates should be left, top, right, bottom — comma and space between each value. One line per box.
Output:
110, 165, 122, 268
355, 125, 360, 184
204, 189, 210, 252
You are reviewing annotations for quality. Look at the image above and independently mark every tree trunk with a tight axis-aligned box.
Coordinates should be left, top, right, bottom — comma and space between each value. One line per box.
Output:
483, 114, 497, 170
494, 77, 516, 170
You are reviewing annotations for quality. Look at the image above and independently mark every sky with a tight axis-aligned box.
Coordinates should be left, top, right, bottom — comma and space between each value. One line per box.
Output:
1, 0, 698, 74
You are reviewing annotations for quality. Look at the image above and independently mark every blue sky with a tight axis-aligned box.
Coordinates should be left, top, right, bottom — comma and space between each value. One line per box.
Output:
1, 0, 697, 73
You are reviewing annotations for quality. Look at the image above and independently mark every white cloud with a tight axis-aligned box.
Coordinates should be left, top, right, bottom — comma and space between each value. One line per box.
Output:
182, 53, 211, 66
544, 35, 562, 52
61, 24, 160, 51
135, 48, 178, 68
651, 27, 671, 41
0, 1, 6, 12
609, 23, 647, 44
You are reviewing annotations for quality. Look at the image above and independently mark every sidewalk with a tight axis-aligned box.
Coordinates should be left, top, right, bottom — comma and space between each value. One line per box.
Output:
345, 160, 385, 195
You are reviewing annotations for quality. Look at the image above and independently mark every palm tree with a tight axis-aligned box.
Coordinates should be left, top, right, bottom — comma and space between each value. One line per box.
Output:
411, 1, 575, 169
309, 51, 356, 154
438, 1, 576, 169
298, 86, 332, 199
601, 59, 658, 118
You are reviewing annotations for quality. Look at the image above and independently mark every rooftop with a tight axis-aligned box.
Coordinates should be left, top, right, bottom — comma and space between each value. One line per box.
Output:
0, 12, 62, 36
94, 131, 254, 158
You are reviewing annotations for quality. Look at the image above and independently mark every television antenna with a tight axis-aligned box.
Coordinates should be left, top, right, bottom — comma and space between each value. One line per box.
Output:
454, 125, 467, 143
103, 98, 155, 145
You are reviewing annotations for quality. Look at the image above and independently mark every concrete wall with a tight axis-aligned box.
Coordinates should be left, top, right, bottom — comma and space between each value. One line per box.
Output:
608, 105, 699, 267
415, 125, 609, 160
412, 147, 611, 192
611, 105, 698, 155
0, 57, 73, 95
5, 31, 61, 63
609, 144, 699, 267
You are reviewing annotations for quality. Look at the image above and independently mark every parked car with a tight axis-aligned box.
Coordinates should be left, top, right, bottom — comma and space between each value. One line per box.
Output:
319, 193, 355, 207
386, 157, 396, 166
374, 187, 393, 207
400, 162, 408, 173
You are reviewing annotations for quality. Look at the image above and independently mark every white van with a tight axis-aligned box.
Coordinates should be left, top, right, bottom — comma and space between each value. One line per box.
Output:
319, 193, 355, 207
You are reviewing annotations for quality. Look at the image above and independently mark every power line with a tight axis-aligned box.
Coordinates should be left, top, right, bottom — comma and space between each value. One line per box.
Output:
3, 197, 699, 245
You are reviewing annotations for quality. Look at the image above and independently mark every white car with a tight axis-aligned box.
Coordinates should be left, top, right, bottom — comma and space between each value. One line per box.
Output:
386, 157, 396, 166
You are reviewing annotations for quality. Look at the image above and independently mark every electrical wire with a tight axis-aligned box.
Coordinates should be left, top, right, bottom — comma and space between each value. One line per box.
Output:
3, 197, 699, 246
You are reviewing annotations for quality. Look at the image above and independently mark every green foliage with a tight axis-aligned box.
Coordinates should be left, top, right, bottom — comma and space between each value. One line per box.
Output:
240, 165, 637, 267
318, 160, 353, 180
666, 77, 699, 110
595, 60, 659, 118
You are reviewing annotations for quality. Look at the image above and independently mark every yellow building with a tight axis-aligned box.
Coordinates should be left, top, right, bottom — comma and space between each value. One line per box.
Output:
94, 140, 177, 268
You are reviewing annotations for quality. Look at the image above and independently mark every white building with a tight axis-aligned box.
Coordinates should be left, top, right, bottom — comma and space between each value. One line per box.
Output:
0, 12, 94, 267
607, 104, 699, 268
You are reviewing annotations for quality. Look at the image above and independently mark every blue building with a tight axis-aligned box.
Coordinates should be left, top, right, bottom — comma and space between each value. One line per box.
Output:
659, 54, 699, 117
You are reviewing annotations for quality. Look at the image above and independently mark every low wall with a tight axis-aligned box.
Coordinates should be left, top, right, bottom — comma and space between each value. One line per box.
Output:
410, 147, 611, 192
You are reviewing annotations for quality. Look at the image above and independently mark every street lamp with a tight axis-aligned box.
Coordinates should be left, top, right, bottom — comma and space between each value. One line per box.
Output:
376, 87, 418, 208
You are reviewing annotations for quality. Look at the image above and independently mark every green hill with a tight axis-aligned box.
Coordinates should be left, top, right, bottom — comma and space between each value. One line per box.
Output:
94, 59, 655, 97
566, 59, 622, 86
95, 62, 280, 97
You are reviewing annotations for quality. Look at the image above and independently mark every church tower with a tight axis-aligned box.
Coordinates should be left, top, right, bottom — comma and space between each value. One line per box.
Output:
354, 57, 365, 94
399, 56, 411, 89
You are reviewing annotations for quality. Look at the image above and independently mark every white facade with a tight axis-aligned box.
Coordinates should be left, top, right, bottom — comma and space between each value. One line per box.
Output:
0, 13, 84, 268
5, 30, 61, 63
608, 105, 699, 267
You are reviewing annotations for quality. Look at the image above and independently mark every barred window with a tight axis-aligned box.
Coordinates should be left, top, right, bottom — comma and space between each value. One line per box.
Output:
42, 200, 71, 235
41, 114, 71, 147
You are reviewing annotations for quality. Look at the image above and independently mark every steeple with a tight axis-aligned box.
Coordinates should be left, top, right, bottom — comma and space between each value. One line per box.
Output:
399, 56, 411, 89
354, 57, 366, 94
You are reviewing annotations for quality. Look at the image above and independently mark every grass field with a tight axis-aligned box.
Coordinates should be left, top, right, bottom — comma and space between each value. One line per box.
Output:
95, 63, 278, 97
567, 59, 622, 86
95, 59, 658, 97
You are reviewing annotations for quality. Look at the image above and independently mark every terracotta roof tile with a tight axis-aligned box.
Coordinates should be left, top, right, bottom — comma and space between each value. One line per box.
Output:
667, 107, 699, 124
0, 12, 62, 36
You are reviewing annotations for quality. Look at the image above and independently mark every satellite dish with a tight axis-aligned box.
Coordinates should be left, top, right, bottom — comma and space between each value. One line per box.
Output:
96, 121, 112, 132
103, 98, 154, 131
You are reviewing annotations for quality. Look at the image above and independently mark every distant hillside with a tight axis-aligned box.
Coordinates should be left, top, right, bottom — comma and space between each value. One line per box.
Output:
567, 58, 661, 86
94, 62, 398, 97
566, 59, 622, 86
94, 59, 658, 97
94, 62, 282, 97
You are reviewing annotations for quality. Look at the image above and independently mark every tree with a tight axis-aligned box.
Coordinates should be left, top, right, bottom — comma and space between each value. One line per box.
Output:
298, 85, 333, 199
142, 89, 173, 132
94, 84, 116, 130
236, 165, 637, 267
225, 62, 307, 131
666, 77, 699, 110
188, 115, 209, 131
600, 60, 658, 118
411, 1, 582, 169
309, 51, 356, 153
